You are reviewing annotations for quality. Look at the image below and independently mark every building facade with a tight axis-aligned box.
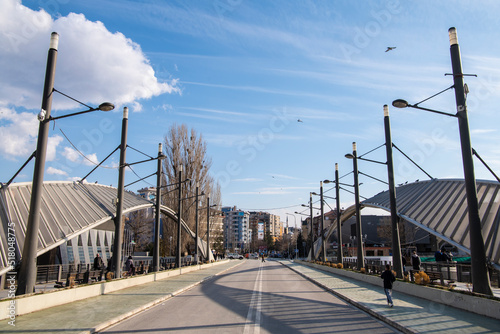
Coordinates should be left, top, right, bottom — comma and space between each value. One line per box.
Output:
222, 206, 251, 252
249, 211, 283, 242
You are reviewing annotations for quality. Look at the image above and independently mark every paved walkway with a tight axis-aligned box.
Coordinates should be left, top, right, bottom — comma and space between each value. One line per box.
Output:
0, 261, 243, 334
281, 260, 500, 334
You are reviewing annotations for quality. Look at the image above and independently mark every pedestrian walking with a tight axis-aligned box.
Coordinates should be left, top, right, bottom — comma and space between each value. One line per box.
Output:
125, 256, 135, 276
401, 254, 407, 274
411, 251, 421, 270
410, 250, 421, 281
261, 253, 265, 262
381, 264, 396, 307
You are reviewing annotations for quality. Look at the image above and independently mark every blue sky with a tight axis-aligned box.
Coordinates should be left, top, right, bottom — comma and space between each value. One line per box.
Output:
1, 0, 500, 227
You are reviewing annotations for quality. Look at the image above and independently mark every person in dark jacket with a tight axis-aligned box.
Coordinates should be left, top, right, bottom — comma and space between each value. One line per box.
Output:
381, 264, 396, 307
93, 253, 104, 270
411, 251, 421, 270
434, 249, 443, 262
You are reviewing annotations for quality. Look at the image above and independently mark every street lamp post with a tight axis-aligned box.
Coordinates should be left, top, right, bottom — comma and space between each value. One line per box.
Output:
16, 32, 116, 294
16, 32, 59, 296
153, 143, 163, 272
309, 193, 314, 259
206, 196, 211, 263
320, 182, 326, 261
311, 184, 327, 261
349, 142, 364, 270
176, 165, 183, 268
392, 28, 492, 296
195, 182, 200, 264
335, 164, 343, 264
384, 105, 403, 278
323, 164, 344, 265
113, 107, 129, 279
449, 27, 492, 295
286, 213, 297, 258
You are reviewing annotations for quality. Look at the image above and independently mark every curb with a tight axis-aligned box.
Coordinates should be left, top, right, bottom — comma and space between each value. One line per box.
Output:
281, 261, 417, 334
83, 261, 245, 334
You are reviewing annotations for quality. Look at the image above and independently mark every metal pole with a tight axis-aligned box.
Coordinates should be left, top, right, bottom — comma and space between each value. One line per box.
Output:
352, 142, 365, 271
206, 196, 211, 262
113, 107, 128, 279
335, 163, 343, 265
195, 182, 199, 265
309, 192, 314, 260
320, 181, 326, 261
449, 27, 492, 295
153, 143, 162, 272
17, 32, 59, 296
176, 165, 183, 268
384, 105, 403, 278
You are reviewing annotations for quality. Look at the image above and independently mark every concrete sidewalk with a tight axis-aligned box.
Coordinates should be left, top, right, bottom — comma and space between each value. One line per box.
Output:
282, 260, 500, 334
0, 261, 243, 334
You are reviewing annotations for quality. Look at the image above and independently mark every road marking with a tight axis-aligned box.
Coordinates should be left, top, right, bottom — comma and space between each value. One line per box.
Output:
243, 261, 263, 334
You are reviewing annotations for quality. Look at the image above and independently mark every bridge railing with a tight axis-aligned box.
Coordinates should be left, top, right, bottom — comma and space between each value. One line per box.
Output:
334, 258, 499, 287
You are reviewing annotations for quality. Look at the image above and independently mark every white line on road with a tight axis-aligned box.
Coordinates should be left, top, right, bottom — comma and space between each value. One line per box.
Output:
243, 261, 264, 334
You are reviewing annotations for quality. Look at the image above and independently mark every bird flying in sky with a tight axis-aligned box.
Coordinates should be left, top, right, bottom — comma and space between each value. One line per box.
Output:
385, 47, 396, 52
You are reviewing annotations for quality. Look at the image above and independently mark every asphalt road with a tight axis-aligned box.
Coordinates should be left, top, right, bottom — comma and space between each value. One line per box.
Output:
100, 259, 401, 334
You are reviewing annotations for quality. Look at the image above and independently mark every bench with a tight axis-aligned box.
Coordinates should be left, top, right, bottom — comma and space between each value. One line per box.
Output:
136, 264, 149, 274
56, 272, 83, 288
426, 271, 444, 285
366, 264, 382, 274
55, 270, 101, 288
86, 270, 102, 282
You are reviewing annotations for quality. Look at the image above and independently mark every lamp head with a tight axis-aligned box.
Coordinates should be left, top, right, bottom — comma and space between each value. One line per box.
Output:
323, 179, 333, 184
392, 99, 409, 109
301, 204, 308, 207
311, 192, 319, 196
449, 27, 458, 45
49, 32, 59, 50
98, 102, 115, 111
345, 153, 355, 160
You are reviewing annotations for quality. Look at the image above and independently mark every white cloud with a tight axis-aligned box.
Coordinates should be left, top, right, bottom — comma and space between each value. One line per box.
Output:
46, 135, 63, 161
233, 178, 263, 182
471, 129, 496, 135
62, 147, 80, 163
0, 1, 179, 110
84, 153, 99, 166
0, 106, 38, 158
268, 173, 298, 180
0, 0, 180, 160
46, 166, 67, 176
61, 146, 99, 166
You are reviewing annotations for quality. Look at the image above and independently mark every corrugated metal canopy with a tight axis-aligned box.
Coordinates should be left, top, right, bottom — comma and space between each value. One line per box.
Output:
0, 181, 210, 275
321, 179, 500, 268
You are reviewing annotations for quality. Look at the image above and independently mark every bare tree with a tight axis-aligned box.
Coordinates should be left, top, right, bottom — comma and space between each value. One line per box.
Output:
161, 124, 221, 256
126, 210, 153, 251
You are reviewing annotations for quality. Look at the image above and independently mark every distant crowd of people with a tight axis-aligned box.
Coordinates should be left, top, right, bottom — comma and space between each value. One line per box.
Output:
434, 248, 453, 262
